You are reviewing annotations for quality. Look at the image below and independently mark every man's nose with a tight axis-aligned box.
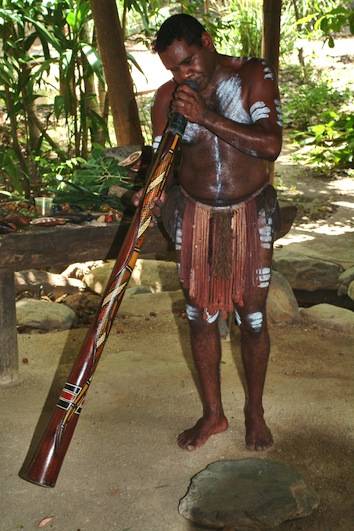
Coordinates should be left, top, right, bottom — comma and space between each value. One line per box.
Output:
180, 65, 193, 82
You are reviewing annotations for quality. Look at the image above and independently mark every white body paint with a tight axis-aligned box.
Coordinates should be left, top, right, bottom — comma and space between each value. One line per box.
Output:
258, 209, 273, 249
250, 101, 271, 122
257, 266, 271, 288
153, 135, 162, 151
274, 98, 283, 127
186, 303, 219, 324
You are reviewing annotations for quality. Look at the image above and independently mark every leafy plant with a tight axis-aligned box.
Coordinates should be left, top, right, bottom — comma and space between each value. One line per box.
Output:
281, 69, 351, 130
50, 147, 143, 210
297, 3, 354, 47
292, 111, 354, 171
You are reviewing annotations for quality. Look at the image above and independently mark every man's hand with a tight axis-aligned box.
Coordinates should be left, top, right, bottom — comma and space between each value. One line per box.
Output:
132, 188, 166, 225
172, 83, 207, 125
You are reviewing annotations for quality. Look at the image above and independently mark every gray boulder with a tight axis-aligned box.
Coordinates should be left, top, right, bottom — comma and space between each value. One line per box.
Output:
267, 271, 300, 324
16, 298, 76, 330
349, 280, 354, 301
179, 459, 319, 529
300, 304, 354, 334
337, 267, 354, 297
273, 251, 343, 291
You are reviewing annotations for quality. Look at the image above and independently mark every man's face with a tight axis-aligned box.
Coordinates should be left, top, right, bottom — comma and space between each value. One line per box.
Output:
159, 34, 216, 90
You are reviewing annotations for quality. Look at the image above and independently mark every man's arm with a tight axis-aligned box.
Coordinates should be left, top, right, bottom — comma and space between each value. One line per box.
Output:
151, 80, 176, 138
172, 59, 282, 161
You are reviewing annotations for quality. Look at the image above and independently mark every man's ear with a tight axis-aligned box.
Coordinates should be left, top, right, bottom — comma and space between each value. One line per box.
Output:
201, 32, 215, 50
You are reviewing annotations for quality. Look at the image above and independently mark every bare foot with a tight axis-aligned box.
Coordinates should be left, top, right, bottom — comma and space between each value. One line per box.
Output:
245, 414, 273, 451
177, 415, 229, 451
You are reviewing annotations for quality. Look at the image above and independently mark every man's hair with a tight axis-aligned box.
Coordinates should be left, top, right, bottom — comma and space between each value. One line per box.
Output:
153, 14, 206, 53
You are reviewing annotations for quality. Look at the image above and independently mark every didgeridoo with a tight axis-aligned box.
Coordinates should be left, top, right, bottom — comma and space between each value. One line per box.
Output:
20, 92, 194, 487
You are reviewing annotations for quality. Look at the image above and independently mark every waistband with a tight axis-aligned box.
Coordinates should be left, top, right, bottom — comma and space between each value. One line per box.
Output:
180, 183, 270, 212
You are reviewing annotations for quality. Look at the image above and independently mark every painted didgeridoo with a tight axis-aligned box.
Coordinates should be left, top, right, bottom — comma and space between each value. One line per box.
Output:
20, 112, 188, 488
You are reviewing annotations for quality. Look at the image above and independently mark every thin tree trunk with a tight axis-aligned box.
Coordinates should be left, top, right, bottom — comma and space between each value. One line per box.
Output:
291, 0, 307, 78
262, 0, 282, 183
4, 87, 31, 197
262, 0, 282, 75
82, 22, 106, 146
90, 0, 143, 146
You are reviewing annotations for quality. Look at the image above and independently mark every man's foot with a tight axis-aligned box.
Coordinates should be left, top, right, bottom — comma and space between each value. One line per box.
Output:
177, 415, 229, 451
245, 413, 273, 451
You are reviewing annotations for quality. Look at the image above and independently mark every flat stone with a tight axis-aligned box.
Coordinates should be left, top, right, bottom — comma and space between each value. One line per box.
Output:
267, 271, 300, 324
16, 298, 76, 330
273, 251, 343, 291
300, 303, 354, 333
179, 459, 319, 530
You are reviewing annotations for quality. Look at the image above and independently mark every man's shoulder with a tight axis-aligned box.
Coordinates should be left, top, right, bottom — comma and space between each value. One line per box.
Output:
220, 56, 272, 79
155, 79, 176, 100
238, 57, 275, 81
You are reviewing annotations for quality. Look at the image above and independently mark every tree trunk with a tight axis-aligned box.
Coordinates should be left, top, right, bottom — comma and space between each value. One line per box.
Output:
90, 0, 143, 146
262, 0, 282, 182
82, 22, 106, 146
262, 0, 282, 75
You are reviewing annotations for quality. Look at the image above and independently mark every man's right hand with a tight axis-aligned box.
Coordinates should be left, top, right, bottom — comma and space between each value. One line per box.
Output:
132, 188, 166, 224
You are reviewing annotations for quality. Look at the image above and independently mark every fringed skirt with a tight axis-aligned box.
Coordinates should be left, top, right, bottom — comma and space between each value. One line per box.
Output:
161, 184, 278, 318
180, 188, 265, 317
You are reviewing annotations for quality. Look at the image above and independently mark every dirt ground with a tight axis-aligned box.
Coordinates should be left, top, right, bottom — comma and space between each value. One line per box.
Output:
0, 290, 353, 531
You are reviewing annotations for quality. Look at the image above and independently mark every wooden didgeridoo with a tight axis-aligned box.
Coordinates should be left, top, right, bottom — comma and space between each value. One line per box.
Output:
19, 110, 189, 487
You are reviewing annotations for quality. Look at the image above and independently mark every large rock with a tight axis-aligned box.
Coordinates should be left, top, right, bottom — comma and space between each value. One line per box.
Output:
267, 271, 300, 324
349, 280, 354, 301
61, 261, 105, 280
179, 459, 319, 530
15, 270, 86, 298
273, 251, 343, 291
16, 298, 76, 330
300, 304, 354, 334
84, 259, 180, 295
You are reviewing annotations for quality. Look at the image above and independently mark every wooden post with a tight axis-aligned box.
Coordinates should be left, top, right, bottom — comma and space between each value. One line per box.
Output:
262, 0, 282, 75
90, 0, 144, 146
0, 270, 19, 385
262, 0, 282, 182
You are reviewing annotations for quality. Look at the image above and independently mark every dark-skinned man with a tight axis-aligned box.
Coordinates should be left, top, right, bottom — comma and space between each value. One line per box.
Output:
138, 14, 282, 452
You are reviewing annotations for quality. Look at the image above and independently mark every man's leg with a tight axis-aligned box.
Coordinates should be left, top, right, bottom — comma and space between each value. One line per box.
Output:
177, 303, 228, 450
235, 203, 275, 450
235, 303, 273, 450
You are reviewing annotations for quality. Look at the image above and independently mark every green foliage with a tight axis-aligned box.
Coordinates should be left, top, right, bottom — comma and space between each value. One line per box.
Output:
281, 67, 351, 130
50, 148, 142, 210
292, 111, 354, 171
281, 64, 354, 173
297, 4, 354, 47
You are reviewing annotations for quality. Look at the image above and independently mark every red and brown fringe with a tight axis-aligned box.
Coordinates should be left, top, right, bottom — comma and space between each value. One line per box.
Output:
180, 193, 261, 318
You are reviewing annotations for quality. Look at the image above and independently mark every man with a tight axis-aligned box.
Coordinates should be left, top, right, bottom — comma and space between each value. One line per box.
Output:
150, 14, 282, 451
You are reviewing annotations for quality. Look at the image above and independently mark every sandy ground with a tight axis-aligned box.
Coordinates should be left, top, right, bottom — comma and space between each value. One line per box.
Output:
0, 291, 353, 531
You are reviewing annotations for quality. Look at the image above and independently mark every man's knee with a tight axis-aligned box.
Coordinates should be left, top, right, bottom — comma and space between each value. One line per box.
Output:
235, 309, 265, 334
186, 303, 219, 325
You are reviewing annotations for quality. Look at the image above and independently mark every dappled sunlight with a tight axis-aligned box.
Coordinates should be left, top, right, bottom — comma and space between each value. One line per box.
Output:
333, 200, 354, 209
275, 233, 315, 247
295, 219, 354, 234
327, 177, 354, 196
